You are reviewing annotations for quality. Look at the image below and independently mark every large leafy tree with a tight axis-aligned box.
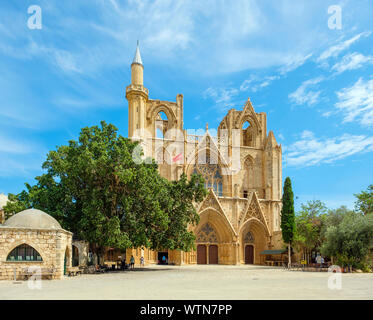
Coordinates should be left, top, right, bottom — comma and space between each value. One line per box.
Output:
354, 184, 373, 215
320, 211, 373, 268
294, 200, 327, 263
4, 121, 207, 260
281, 177, 296, 267
319, 206, 352, 241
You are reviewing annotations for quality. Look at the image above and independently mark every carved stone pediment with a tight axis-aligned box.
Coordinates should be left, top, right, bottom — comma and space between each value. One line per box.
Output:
238, 192, 270, 236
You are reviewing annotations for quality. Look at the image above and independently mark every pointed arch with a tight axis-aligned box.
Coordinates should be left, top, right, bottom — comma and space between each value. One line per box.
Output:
198, 205, 237, 242
155, 111, 168, 138
239, 217, 269, 264
149, 105, 177, 136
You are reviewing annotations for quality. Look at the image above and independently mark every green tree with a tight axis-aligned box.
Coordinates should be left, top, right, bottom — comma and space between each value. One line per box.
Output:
320, 206, 352, 241
294, 200, 327, 263
4, 121, 207, 261
281, 177, 296, 267
354, 185, 373, 215
3, 191, 31, 220
320, 211, 373, 268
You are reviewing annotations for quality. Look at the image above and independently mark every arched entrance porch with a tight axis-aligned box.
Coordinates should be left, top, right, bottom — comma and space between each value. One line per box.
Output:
195, 208, 236, 265
239, 218, 269, 265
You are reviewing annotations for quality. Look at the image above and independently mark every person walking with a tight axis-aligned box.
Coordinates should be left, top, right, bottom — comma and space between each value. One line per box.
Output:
130, 255, 135, 269
140, 256, 144, 267
316, 254, 322, 271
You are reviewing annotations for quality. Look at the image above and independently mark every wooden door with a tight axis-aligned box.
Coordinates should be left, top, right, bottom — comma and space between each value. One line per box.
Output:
245, 245, 254, 264
209, 245, 218, 264
197, 245, 207, 264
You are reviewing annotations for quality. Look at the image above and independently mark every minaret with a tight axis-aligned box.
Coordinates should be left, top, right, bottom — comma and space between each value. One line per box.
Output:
126, 41, 149, 140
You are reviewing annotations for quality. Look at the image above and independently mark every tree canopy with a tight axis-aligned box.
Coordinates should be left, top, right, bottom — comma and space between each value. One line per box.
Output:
354, 184, 373, 215
4, 121, 207, 254
293, 200, 327, 256
320, 211, 373, 267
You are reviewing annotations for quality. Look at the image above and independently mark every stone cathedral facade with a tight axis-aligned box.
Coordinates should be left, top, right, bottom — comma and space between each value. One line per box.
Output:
125, 44, 284, 265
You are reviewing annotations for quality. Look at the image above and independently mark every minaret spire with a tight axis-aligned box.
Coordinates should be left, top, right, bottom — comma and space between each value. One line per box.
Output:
132, 40, 143, 65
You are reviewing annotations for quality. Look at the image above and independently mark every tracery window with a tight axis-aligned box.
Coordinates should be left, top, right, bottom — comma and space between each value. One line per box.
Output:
194, 150, 223, 196
196, 223, 218, 243
243, 231, 255, 243
7, 244, 42, 261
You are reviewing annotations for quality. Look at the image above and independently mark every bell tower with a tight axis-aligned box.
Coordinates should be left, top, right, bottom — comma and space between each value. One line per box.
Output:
126, 41, 149, 140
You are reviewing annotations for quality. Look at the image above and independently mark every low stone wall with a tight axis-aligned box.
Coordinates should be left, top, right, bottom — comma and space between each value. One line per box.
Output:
0, 227, 72, 280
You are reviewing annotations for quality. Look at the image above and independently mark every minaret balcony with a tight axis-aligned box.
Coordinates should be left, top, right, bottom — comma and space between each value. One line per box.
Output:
126, 84, 149, 96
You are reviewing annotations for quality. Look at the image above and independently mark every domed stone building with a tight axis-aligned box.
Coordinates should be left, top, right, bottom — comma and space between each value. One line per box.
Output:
0, 209, 72, 280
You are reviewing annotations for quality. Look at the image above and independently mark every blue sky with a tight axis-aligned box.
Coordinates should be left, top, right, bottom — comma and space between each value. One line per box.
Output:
0, 0, 372, 210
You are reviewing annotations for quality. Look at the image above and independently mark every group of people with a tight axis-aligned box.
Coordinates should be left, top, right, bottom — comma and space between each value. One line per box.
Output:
121, 255, 145, 270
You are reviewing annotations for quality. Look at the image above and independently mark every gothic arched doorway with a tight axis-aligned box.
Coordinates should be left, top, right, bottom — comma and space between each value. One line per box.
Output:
197, 245, 207, 264
245, 245, 254, 264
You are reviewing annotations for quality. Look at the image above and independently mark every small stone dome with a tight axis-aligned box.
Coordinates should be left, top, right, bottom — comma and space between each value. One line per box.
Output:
3, 209, 62, 230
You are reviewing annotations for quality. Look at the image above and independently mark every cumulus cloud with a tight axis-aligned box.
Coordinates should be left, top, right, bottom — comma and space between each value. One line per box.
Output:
335, 77, 373, 126
285, 130, 373, 167
288, 77, 324, 106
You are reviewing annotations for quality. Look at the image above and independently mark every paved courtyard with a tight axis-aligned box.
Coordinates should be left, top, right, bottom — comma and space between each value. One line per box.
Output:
0, 264, 372, 300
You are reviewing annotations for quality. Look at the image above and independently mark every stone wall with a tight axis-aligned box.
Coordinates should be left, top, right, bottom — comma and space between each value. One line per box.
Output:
0, 227, 72, 280
0, 209, 4, 224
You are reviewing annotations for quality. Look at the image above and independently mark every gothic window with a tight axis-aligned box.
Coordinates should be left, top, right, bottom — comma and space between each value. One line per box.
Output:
155, 111, 168, 139
7, 244, 42, 261
244, 231, 255, 244
196, 223, 218, 243
242, 121, 254, 147
243, 190, 248, 198
195, 153, 223, 196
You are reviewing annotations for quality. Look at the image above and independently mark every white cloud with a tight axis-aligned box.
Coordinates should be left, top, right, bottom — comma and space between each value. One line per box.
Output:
335, 77, 373, 126
203, 87, 240, 112
0, 1, 352, 76
280, 53, 313, 74
28, 42, 82, 74
288, 77, 324, 106
240, 75, 280, 93
317, 32, 371, 63
331, 52, 373, 74
285, 131, 373, 167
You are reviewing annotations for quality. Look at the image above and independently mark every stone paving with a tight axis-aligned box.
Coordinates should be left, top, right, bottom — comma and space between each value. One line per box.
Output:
0, 264, 372, 300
